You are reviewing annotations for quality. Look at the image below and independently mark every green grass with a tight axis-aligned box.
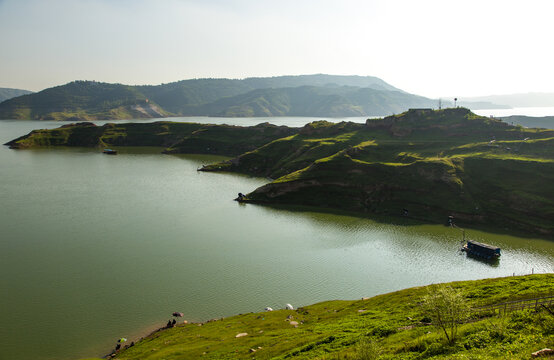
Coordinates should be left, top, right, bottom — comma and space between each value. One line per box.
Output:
110, 274, 554, 360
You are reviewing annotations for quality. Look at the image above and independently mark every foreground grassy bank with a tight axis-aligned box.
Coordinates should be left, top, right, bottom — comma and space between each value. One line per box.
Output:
94, 274, 553, 360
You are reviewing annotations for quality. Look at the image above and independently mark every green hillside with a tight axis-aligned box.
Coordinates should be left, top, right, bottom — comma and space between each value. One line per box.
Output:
0, 87, 32, 103
0, 81, 170, 120
138, 78, 253, 114
5, 121, 299, 157
203, 108, 554, 235
98, 274, 554, 360
6, 108, 553, 235
163, 122, 297, 156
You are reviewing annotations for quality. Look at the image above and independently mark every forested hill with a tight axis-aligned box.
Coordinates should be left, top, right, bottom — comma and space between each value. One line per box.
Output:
0, 87, 32, 103
0, 75, 434, 120
138, 74, 404, 114
0, 81, 170, 121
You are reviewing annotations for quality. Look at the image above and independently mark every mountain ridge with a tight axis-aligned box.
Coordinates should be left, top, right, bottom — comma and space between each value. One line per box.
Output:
0, 75, 428, 120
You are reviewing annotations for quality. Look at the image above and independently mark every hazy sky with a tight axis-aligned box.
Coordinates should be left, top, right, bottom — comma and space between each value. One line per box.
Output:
1, 0, 553, 97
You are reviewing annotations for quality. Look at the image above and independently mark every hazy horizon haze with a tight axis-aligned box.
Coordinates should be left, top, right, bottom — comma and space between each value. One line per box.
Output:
1, 0, 553, 98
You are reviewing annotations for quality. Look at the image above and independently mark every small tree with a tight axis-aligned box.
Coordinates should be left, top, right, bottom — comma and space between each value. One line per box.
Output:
421, 285, 469, 344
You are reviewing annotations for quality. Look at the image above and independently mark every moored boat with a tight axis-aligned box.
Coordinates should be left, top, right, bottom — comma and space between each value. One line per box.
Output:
103, 148, 117, 155
462, 240, 501, 260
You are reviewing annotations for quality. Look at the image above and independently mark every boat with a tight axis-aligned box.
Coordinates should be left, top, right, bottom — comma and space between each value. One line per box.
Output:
103, 149, 117, 155
462, 240, 501, 260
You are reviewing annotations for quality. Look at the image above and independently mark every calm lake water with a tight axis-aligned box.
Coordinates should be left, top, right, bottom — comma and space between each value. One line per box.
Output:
0, 119, 553, 360
473, 106, 554, 118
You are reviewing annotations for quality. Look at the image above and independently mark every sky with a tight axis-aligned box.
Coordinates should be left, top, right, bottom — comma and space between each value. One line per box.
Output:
1, 0, 553, 98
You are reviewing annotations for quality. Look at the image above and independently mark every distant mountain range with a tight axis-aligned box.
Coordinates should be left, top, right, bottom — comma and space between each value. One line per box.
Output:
0, 87, 32, 103
0, 75, 437, 120
3, 75, 552, 121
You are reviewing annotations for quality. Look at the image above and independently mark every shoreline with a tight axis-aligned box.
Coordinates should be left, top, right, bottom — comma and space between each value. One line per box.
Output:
235, 201, 554, 241
102, 274, 554, 359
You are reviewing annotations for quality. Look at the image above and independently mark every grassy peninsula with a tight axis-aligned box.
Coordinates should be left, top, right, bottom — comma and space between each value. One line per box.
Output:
93, 274, 553, 360
6, 108, 554, 236
205, 108, 554, 236
6, 121, 298, 156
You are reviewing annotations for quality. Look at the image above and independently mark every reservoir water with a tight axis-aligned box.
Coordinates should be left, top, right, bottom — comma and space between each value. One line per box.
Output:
0, 119, 552, 360
473, 106, 554, 118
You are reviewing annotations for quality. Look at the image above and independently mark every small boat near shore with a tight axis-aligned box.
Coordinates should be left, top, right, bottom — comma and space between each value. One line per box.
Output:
462, 240, 501, 260
103, 148, 117, 155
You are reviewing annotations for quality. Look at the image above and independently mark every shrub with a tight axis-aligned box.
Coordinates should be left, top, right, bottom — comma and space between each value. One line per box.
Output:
421, 285, 470, 344
463, 330, 492, 349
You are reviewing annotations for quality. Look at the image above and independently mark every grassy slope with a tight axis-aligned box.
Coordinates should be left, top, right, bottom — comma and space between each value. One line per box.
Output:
163, 123, 299, 156
5, 122, 204, 149
200, 121, 364, 178
237, 109, 554, 235
109, 274, 553, 360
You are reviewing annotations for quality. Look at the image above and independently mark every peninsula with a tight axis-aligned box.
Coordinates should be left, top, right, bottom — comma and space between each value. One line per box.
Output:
6, 108, 554, 236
